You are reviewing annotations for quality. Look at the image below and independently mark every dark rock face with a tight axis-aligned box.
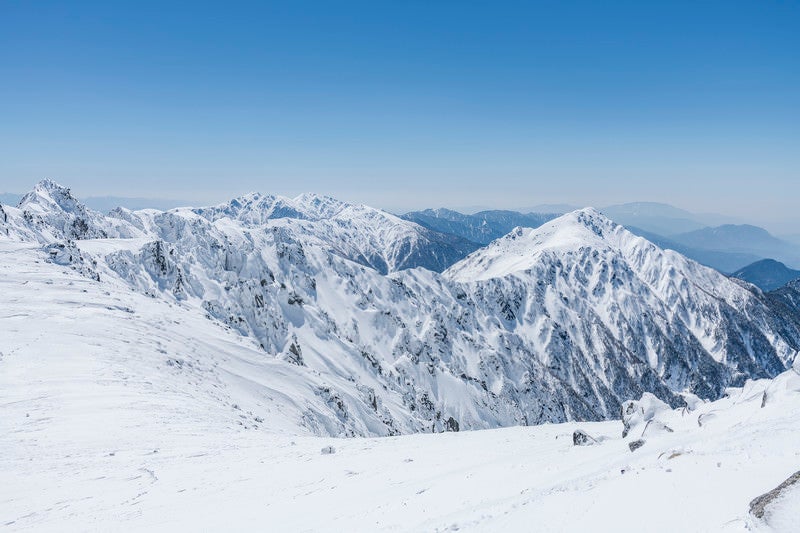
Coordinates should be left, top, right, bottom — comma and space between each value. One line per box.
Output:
445, 417, 460, 432
0, 204, 8, 236
628, 439, 646, 452
765, 281, 800, 343
572, 429, 597, 446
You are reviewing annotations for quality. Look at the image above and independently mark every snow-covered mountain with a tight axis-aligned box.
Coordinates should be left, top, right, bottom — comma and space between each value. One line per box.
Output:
191, 192, 479, 274
2, 180, 800, 439
402, 205, 767, 273
4, 179, 146, 241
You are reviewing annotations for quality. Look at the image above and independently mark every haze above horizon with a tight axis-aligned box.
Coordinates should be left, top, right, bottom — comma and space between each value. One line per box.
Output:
1, 1, 798, 229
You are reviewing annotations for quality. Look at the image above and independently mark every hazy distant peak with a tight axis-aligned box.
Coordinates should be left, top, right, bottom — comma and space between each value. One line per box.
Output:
601, 201, 696, 219
731, 259, 800, 292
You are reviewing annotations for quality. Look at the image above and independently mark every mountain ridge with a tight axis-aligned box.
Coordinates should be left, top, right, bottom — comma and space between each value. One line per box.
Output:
2, 180, 799, 437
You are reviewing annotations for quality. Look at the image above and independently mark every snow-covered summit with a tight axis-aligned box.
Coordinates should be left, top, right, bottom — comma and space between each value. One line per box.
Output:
444, 205, 798, 385
292, 192, 350, 219
193, 192, 314, 224
192, 192, 354, 224
4, 179, 144, 241
17, 178, 84, 213
187, 190, 476, 273
445, 207, 618, 281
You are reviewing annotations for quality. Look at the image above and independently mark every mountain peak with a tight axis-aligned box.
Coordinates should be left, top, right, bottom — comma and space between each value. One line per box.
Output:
292, 192, 349, 219
193, 192, 357, 224
547, 207, 616, 240
34, 178, 65, 192
29, 178, 75, 200
444, 207, 621, 282
19, 179, 85, 215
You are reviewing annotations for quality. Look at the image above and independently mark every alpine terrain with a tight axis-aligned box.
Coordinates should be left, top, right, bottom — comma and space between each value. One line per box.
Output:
2, 180, 800, 531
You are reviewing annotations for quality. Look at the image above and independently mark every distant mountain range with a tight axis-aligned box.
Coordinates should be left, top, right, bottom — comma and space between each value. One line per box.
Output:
731, 259, 800, 292
514, 203, 580, 215
512, 201, 742, 237
622, 226, 763, 274
669, 225, 800, 268
6, 188, 798, 276
403, 203, 800, 274
600, 202, 707, 235
599, 202, 743, 235
401, 208, 558, 246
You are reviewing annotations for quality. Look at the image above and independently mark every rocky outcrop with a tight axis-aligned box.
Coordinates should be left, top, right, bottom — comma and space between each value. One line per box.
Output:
749, 470, 800, 519
628, 439, 646, 452
44, 241, 100, 281
573, 429, 597, 446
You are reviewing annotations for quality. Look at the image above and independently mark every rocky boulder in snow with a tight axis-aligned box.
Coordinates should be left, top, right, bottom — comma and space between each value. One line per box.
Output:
749, 470, 800, 519
572, 429, 598, 446
628, 439, 646, 452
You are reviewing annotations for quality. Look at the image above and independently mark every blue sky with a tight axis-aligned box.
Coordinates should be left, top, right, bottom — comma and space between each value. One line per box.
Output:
1, 1, 798, 225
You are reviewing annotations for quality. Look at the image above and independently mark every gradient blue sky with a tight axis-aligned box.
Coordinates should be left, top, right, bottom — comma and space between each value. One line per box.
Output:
1, 1, 798, 226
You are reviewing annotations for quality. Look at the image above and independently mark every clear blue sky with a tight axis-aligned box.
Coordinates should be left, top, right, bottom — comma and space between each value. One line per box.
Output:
1, 1, 798, 226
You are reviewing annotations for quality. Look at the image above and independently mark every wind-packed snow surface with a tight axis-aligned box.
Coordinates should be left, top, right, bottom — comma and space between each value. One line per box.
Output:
2, 180, 800, 437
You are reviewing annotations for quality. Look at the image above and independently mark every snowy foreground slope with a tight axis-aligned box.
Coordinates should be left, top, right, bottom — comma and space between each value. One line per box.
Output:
2, 245, 799, 531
